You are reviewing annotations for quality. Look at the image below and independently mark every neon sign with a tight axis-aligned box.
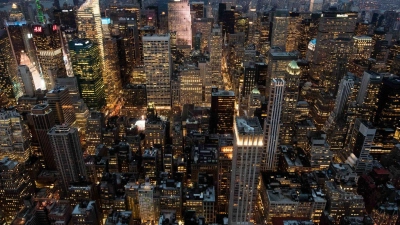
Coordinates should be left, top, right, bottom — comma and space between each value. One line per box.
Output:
33, 26, 42, 33
52, 24, 57, 31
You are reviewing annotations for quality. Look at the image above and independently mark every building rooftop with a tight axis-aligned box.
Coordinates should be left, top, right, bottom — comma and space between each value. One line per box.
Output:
235, 117, 263, 134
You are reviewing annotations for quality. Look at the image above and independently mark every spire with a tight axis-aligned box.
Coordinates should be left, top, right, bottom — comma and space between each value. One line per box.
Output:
35, 0, 44, 23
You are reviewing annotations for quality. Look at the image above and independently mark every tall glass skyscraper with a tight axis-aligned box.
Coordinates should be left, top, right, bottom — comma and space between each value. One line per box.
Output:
69, 39, 105, 110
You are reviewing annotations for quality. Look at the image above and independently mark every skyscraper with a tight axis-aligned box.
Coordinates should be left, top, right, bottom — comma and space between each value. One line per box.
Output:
262, 78, 285, 172
48, 125, 86, 193
69, 39, 105, 110
271, 10, 289, 50
76, 0, 103, 59
210, 25, 223, 88
30, 104, 57, 170
46, 86, 76, 125
86, 111, 103, 155
32, 23, 66, 90
210, 89, 235, 134
168, 0, 192, 46
229, 117, 263, 224
0, 30, 19, 104
143, 34, 172, 110
374, 76, 400, 128
17, 65, 36, 97
344, 119, 376, 175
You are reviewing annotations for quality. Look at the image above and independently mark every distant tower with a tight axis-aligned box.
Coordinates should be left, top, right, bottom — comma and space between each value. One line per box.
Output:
48, 125, 86, 193
30, 104, 57, 170
35, 0, 44, 23
168, 0, 192, 46
143, 34, 172, 110
210, 24, 223, 88
229, 117, 263, 224
262, 78, 285, 172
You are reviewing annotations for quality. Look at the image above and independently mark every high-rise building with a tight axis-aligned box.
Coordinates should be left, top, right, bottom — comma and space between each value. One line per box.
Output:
138, 180, 157, 223
374, 76, 400, 128
69, 39, 105, 110
0, 109, 31, 163
180, 66, 203, 106
168, 0, 192, 46
352, 36, 373, 61
76, 0, 103, 59
143, 34, 172, 110
307, 131, 332, 170
191, 2, 204, 19
357, 71, 383, 122
209, 25, 223, 89
103, 38, 122, 107
32, 24, 66, 90
29, 104, 57, 170
309, 0, 323, 12
266, 52, 298, 98
46, 86, 76, 125
0, 30, 20, 104
344, 119, 376, 175
86, 111, 104, 155
48, 125, 87, 193
229, 117, 263, 224
271, 10, 289, 50
17, 65, 36, 97
210, 89, 235, 134
0, 157, 34, 223
262, 78, 285, 172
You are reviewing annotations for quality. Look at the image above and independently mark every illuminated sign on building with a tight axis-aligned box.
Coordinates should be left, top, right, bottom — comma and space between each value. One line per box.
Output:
33, 26, 42, 33
53, 24, 57, 31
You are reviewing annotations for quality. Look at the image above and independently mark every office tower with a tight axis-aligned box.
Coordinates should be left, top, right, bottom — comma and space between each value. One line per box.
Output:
191, 2, 204, 18
285, 13, 302, 52
114, 22, 136, 84
18, 65, 35, 97
46, 87, 76, 125
229, 117, 263, 224
242, 63, 256, 97
352, 36, 373, 61
280, 61, 300, 145
138, 180, 157, 223
357, 71, 383, 122
344, 119, 376, 175
307, 131, 332, 170
374, 76, 400, 129
168, 0, 192, 46
103, 38, 122, 107
312, 10, 357, 84
48, 125, 86, 193
271, 10, 289, 50
159, 178, 182, 219
210, 25, 223, 88
371, 28, 389, 64
266, 51, 298, 97
69, 39, 105, 110
0, 157, 34, 223
32, 24, 66, 90
86, 111, 103, 155
0, 30, 20, 104
71, 201, 101, 225
180, 66, 203, 106
121, 84, 147, 117
30, 104, 57, 170
310, 0, 323, 12
210, 90, 235, 134
192, 18, 213, 52
262, 78, 285, 172
143, 34, 172, 110
0, 109, 31, 163
76, 0, 103, 59
235, 17, 249, 41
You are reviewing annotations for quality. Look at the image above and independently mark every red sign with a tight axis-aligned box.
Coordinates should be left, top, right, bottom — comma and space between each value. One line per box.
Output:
33, 26, 42, 33
52, 24, 57, 31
